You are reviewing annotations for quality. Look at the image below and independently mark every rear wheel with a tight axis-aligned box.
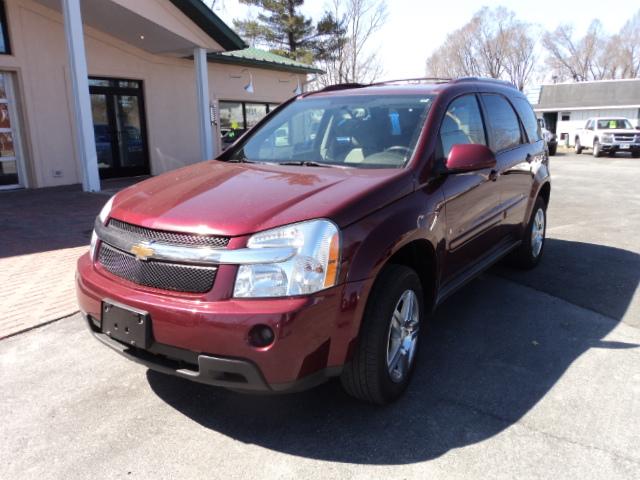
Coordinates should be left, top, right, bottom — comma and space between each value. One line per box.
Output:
508, 197, 546, 269
575, 137, 583, 154
548, 144, 557, 156
593, 140, 602, 157
340, 264, 423, 405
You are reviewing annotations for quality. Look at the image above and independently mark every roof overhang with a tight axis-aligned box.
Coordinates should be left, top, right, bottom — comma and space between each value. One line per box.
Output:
35, 0, 245, 55
207, 53, 325, 75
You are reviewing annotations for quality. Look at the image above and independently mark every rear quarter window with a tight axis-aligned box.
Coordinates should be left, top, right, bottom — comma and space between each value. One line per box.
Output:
481, 94, 522, 152
511, 97, 541, 143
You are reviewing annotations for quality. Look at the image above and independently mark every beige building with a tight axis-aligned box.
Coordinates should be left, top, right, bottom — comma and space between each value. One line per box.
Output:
0, 0, 321, 191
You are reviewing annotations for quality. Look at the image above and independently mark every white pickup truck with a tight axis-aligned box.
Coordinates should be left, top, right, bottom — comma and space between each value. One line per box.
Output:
574, 117, 640, 158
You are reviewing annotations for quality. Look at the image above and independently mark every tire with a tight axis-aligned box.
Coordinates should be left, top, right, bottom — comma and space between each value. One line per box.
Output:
593, 140, 602, 157
340, 264, 424, 405
575, 137, 583, 154
508, 197, 546, 270
548, 144, 557, 156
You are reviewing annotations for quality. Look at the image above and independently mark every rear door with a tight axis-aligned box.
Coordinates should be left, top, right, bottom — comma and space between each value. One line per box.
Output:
440, 94, 502, 282
479, 94, 539, 239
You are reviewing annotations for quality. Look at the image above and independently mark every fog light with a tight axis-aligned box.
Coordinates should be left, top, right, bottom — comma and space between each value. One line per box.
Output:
248, 325, 275, 348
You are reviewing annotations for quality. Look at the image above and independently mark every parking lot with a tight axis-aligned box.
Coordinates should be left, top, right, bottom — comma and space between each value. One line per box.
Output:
1, 151, 639, 479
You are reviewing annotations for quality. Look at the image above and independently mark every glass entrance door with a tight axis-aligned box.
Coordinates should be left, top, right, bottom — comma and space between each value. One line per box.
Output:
0, 73, 26, 189
89, 78, 149, 179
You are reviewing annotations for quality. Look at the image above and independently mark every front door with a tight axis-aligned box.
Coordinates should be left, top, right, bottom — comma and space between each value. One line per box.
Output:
439, 93, 502, 283
89, 78, 149, 179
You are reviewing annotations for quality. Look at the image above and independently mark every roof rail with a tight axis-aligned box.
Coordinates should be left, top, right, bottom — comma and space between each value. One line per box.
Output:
316, 83, 366, 92
452, 77, 517, 89
371, 77, 451, 86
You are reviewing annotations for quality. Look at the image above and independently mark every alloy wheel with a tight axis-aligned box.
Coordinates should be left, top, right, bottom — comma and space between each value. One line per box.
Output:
531, 208, 545, 258
386, 289, 420, 383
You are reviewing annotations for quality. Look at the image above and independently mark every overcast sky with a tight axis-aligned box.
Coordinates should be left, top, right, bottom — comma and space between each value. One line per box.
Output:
212, 0, 640, 80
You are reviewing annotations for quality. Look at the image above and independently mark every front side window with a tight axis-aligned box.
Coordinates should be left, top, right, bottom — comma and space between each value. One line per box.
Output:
439, 94, 486, 159
481, 94, 522, 152
230, 94, 433, 169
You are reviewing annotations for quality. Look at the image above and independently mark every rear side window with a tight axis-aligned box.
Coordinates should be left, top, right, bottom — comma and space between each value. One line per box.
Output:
481, 94, 522, 152
512, 97, 541, 143
439, 94, 486, 159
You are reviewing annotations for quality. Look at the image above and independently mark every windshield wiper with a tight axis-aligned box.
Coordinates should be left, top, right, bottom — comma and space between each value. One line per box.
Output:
277, 161, 353, 169
227, 156, 257, 164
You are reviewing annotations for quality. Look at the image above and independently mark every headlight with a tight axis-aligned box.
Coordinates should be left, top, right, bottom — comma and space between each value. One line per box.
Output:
601, 133, 613, 143
233, 219, 341, 298
89, 230, 99, 260
98, 195, 115, 224
90, 195, 115, 259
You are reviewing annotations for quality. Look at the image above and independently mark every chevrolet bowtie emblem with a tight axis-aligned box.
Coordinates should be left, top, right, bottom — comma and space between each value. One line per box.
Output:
130, 242, 155, 261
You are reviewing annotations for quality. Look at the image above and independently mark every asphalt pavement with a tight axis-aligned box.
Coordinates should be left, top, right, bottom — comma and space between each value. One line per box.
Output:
1, 151, 639, 479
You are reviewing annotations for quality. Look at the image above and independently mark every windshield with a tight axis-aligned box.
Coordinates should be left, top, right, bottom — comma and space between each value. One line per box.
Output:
597, 119, 633, 129
228, 94, 434, 169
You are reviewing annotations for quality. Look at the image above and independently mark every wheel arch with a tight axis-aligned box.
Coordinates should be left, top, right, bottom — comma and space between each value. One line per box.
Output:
538, 181, 551, 207
385, 239, 438, 312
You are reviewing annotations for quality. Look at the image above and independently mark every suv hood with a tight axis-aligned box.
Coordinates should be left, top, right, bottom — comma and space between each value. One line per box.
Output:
110, 161, 413, 237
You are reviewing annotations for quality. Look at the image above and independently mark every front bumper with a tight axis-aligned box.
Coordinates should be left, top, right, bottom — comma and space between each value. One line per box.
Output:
600, 143, 640, 152
76, 253, 368, 392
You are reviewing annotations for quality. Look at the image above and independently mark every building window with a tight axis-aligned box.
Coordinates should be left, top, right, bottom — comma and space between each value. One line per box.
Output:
219, 100, 277, 149
561, 113, 570, 121
0, 1, 10, 55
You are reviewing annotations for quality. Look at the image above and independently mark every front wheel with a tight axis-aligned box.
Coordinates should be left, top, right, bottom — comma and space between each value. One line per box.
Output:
340, 264, 423, 405
593, 140, 602, 157
508, 197, 546, 269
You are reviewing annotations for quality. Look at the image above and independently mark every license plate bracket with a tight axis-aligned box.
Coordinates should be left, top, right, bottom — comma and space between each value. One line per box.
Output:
620, 144, 630, 149
101, 300, 151, 349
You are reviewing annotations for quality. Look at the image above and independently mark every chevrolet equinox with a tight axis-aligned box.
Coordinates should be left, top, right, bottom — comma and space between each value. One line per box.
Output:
77, 78, 550, 404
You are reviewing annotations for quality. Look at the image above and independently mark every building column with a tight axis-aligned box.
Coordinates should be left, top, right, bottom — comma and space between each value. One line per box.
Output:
194, 47, 214, 161
62, 0, 100, 192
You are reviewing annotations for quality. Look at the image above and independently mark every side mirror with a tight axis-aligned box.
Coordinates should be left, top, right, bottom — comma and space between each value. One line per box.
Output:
446, 144, 496, 173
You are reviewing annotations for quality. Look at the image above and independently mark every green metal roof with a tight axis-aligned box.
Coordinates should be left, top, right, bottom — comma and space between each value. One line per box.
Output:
169, 0, 246, 51
207, 47, 325, 74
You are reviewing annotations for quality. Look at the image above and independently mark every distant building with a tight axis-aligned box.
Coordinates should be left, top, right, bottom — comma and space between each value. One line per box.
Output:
529, 79, 640, 147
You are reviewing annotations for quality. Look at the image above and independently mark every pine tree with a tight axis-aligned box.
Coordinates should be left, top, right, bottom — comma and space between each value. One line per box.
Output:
234, 0, 344, 64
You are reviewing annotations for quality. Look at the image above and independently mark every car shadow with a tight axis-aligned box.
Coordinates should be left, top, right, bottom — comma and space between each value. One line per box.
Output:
147, 239, 639, 464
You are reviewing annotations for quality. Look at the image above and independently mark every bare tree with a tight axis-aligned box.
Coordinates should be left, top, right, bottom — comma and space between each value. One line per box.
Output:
315, 0, 387, 86
617, 11, 640, 78
542, 20, 611, 81
425, 7, 536, 90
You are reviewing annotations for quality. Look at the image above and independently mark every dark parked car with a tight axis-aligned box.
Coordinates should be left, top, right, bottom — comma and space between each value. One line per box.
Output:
77, 78, 550, 404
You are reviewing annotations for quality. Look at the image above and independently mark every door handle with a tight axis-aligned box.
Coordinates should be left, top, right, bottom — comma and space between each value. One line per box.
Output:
489, 170, 498, 181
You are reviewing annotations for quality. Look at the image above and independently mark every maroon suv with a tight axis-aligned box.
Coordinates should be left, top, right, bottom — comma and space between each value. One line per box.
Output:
77, 78, 550, 404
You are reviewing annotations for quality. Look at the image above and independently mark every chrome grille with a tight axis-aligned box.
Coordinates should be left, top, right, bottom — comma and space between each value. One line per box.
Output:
613, 133, 636, 142
98, 243, 217, 293
108, 218, 229, 248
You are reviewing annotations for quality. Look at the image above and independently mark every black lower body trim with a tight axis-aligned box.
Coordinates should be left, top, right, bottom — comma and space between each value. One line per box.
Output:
84, 313, 341, 393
